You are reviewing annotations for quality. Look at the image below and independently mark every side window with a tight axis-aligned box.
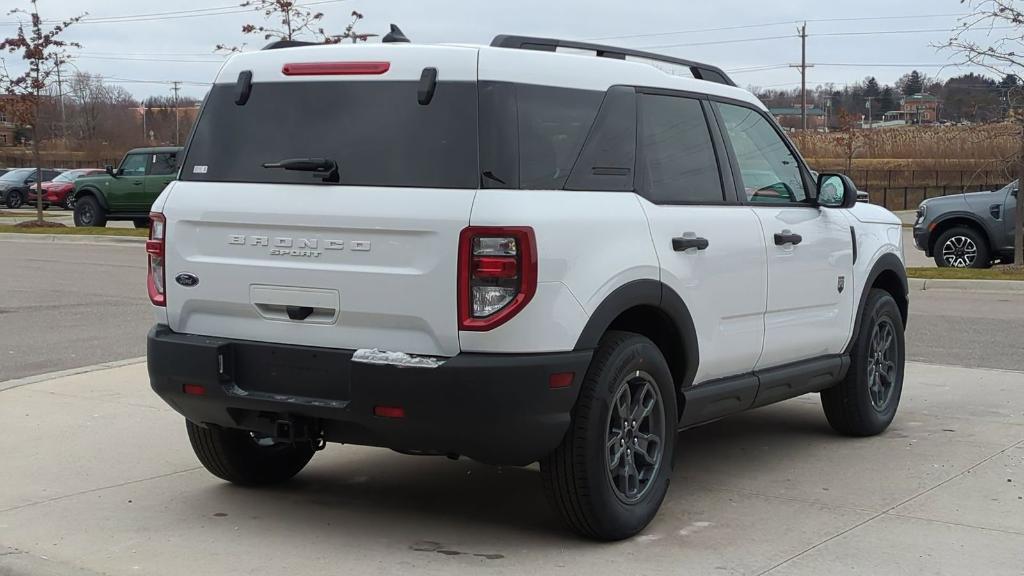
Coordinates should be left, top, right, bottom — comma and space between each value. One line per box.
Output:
637, 94, 724, 203
150, 153, 179, 176
716, 102, 807, 204
120, 154, 148, 177
516, 84, 603, 190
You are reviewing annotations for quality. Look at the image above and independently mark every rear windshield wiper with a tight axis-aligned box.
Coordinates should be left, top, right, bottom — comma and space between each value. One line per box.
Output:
262, 158, 339, 183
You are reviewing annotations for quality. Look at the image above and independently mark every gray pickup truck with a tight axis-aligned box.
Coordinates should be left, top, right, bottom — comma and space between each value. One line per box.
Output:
913, 182, 1019, 268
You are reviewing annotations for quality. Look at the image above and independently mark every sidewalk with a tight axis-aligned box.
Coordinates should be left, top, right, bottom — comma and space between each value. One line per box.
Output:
1, 362, 1022, 576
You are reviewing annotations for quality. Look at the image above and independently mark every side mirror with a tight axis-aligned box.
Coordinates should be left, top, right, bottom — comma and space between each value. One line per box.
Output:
816, 173, 859, 209
105, 164, 116, 177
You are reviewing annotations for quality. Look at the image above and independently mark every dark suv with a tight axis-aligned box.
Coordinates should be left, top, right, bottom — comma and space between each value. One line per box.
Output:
72, 147, 182, 228
913, 182, 1019, 268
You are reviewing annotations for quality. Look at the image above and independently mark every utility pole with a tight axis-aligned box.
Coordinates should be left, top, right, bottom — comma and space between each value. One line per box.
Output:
789, 23, 814, 131
866, 96, 876, 129
171, 81, 181, 146
54, 54, 66, 145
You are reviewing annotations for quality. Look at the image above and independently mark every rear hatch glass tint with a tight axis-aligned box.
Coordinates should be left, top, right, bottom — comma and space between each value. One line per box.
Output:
182, 80, 479, 189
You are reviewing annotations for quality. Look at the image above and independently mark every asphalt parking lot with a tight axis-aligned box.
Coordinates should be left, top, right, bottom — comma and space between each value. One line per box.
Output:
1, 236, 1022, 576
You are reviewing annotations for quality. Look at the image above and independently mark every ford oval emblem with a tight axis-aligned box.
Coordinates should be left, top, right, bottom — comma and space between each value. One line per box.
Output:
175, 273, 199, 288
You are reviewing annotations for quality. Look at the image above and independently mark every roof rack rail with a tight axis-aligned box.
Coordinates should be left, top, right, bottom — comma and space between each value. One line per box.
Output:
490, 35, 736, 87
262, 39, 318, 51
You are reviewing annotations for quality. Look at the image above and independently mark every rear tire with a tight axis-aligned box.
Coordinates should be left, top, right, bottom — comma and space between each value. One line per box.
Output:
73, 195, 107, 227
933, 226, 990, 268
186, 420, 315, 485
540, 331, 677, 540
5, 190, 23, 209
821, 289, 905, 436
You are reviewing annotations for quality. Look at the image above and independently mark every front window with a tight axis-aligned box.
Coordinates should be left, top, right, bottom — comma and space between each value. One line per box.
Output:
120, 154, 148, 177
717, 102, 808, 204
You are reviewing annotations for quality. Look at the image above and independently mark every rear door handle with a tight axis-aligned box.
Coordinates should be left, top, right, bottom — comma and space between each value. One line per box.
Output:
673, 237, 709, 252
132, 181, 143, 186
774, 232, 803, 246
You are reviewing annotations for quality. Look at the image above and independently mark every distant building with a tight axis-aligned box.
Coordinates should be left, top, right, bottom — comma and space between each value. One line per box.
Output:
0, 97, 17, 147
883, 93, 941, 125
769, 106, 827, 130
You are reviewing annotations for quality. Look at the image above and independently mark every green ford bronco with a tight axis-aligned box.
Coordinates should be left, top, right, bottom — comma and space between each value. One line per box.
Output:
73, 147, 183, 228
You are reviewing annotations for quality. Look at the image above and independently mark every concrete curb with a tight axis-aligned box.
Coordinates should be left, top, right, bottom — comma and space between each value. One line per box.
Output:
0, 233, 145, 245
0, 357, 146, 393
909, 277, 1024, 293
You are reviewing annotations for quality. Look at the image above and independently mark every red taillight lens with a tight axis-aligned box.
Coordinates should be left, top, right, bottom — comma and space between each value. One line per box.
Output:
147, 212, 166, 307
282, 61, 390, 76
183, 384, 206, 396
457, 227, 537, 332
373, 406, 406, 419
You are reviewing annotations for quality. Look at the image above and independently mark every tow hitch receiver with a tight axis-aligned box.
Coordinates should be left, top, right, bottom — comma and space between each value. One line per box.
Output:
272, 418, 326, 451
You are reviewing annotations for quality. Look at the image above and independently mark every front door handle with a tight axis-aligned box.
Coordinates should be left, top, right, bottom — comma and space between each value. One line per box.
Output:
673, 237, 709, 252
774, 232, 803, 246
132, 181, 143, 186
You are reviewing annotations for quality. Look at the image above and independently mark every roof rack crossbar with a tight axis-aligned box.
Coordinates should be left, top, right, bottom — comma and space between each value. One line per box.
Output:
490, 35, 736, 87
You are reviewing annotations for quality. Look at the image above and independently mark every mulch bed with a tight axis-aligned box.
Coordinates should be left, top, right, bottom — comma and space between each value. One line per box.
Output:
13, 220, 68, 228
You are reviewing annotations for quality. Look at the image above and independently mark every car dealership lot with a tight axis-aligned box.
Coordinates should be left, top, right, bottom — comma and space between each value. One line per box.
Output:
2, 237, 1023, 575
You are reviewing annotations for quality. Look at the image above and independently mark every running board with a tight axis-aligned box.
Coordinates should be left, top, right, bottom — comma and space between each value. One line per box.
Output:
679, 354, 849, 429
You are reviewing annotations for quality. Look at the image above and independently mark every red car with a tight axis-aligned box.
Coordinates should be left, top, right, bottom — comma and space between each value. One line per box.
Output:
28, 168, 105, 210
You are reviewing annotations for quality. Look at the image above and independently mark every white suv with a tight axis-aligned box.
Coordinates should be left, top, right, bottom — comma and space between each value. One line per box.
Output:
146, 35, 908, 541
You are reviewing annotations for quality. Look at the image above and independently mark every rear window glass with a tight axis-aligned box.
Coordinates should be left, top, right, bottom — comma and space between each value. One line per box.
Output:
182, 81, 478, 189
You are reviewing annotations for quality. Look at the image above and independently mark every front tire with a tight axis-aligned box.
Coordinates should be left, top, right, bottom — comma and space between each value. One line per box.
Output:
186, 420, 315, 485
73, 196, 107, 227
821, 289, 905, 436
541, 331, 677, 540
934, 226, 990, 268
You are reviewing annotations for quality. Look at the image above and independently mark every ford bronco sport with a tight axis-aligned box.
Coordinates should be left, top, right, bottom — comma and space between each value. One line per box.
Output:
147, 35, 909, 541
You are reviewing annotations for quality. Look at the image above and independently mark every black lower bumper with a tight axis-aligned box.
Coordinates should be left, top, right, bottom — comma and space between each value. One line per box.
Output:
147, 326, 591, 466
912, 225, 930, 255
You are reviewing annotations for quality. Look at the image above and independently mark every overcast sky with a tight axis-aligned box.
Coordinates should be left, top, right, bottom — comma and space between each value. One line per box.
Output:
0, 0, 1003, 100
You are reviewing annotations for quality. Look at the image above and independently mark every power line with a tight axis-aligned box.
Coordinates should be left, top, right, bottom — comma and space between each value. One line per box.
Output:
0, 0, 345, 26
76, 55, 225, 64
637, 34, 798, 50
586, 13, 972, 42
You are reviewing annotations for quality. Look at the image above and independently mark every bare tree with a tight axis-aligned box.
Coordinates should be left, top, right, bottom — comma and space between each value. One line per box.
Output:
0, 0, 84, 224
335, 11, 376, 43
945, 0, 1024, 266
217, 0, 342, 52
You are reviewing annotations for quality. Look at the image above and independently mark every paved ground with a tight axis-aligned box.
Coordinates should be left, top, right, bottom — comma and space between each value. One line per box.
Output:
907, 288, 1024, 372
0, 361, 1021, 576
0, 239, 149, 381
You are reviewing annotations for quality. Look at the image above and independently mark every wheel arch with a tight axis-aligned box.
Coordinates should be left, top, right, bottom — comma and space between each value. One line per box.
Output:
74, 186, 110, 210
847, 252, 908, 354
574, 280, 699, 416
927, 213, 992, 256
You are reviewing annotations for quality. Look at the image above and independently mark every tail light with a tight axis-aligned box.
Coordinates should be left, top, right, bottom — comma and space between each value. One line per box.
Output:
282, 62, 391, 76
146, 212, 166, 307
458, 227, 537, 331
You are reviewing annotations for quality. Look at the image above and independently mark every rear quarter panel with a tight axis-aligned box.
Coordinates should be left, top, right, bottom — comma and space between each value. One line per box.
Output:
460, 190, 659, 353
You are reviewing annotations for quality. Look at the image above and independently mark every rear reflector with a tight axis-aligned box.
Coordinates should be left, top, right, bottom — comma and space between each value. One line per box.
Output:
282, 61, 390, 76
373, 406, 406, 419
549, 372, 575, 389
183, 384, 206, 396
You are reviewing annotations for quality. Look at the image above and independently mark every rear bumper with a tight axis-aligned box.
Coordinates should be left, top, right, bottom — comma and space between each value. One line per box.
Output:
147, 325, 591, 466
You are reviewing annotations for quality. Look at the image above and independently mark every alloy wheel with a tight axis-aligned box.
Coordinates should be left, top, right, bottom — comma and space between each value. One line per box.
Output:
941, 235, 977, 268
867, 317, 898, 411
605, 370, 665, 504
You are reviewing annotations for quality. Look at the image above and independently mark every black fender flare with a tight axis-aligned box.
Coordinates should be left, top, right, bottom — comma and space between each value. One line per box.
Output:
74, 186, 110, 210
847, 252, 908, 354
929, 211, 996, 249
574, 279, 700, 389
